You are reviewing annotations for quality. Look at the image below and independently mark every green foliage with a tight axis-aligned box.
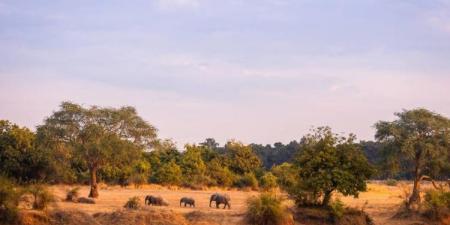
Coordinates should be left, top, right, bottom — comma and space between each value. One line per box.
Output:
252, 141, 301, 169
235, 172, 259, 189
224, 141, 262, 175
26, 184, 55, 210
0, 120, 49, 183
375, 108, 450, 207
246, 193, 292, 225
153, 160, 182, 185
293, 127, 373, 206
423, 190, 450, 220
0, 176, 19, 225
271, 163, 299, 191
180, 145, 207, 186
36, 102, 157, 197
385, 179, 398, 186
65, 187, 80, 202
260, 172, 278, 190
124, 196, 141, 210
329, 199, 345, 219
205, 158, 235, 187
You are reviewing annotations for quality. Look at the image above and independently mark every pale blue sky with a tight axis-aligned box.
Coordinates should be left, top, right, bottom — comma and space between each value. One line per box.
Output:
1, 0, 449, 146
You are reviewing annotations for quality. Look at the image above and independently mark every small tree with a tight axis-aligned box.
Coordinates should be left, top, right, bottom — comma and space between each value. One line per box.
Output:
375, 108, 450, 209
293, 127, 373, 206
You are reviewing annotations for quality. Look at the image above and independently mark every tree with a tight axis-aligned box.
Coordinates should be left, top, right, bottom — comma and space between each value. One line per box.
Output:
224, 141, 262, 175
294, 127, 373, 206
36, 102, 157, 197
0, 120, 48, 182
153, 160, 182, 185
375, 108, 450, 209
271, 162, 298, 191
180, 144, 207, 186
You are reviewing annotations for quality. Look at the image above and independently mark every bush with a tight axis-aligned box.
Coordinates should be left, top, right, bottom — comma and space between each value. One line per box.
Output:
124, 196, 141, 210
0, 176, 19, 225
65, 187, 80, 202
26, 184, 55, 210
329, 199, 345, 219
235, 173, 259, 190
423, 190, 450, 220
385, 179, 398, 186
260, 172, 278, 191
129, 173, 147, 189
246, 193, 293, 225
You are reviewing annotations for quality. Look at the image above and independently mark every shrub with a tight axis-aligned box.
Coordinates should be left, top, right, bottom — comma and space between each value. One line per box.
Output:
129, 173, 146, 189
124, 196, 141, 210
329, 199, 345, 219
423, 190, 450, 220
65, 187, 80, 202
246, 193, 293, 225
235, 173, 259, 190
0, 176, 19, 224
260, 172, 278, 191
385, 179, 398, 186
26, 184, 55, 210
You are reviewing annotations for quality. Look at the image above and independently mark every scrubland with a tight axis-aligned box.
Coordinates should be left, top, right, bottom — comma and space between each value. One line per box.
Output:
18, 181, 438, 225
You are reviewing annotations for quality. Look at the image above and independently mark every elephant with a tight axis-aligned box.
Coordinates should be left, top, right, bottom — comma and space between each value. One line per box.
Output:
180, 197, 195, 207
145, 195, 168, 206
209, 193, 231, 209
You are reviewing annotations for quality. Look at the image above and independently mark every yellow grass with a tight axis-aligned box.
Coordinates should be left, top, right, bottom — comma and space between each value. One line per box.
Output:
46, 181, 439, 225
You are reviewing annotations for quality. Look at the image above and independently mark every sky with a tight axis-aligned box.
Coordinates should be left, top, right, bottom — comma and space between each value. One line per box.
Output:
1, 0, 450, 147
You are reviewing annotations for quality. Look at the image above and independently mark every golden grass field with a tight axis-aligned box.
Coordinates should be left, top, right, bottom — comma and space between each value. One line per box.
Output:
45, 181, 439, 225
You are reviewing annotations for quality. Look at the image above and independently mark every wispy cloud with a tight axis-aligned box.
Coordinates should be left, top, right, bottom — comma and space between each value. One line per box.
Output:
156, 0, 201, 11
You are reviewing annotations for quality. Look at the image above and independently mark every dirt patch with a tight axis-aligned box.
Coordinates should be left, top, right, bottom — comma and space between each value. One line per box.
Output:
293, 207, 373, 225
93, 209, 190, 225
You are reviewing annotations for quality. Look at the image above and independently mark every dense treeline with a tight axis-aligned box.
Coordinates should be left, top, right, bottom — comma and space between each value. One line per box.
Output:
1, 102, 449, 204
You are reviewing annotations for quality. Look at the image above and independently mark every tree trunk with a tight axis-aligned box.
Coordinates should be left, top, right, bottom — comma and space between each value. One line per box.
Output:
88, 167, 99, 198
322, 190, 332, 207
407, 152, 422, 210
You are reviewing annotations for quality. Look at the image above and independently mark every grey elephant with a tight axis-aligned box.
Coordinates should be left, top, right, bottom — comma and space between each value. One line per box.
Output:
180, 197, 195, 207
209, 193, 231, 209
145, 195, 168, 206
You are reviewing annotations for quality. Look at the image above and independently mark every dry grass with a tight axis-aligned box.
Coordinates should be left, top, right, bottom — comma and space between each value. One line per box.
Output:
43, 181, 441, 225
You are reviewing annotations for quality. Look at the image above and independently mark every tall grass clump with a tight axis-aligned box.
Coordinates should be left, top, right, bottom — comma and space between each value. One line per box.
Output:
0, 176, 19, 225
27, 184, 55, 210
385, 179, 398, 186
124, 196, 141, 210
246, 193, 293, 225
423, 189, 450, 221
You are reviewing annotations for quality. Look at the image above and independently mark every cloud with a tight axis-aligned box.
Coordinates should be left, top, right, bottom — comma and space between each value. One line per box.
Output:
156, 0, 201, 11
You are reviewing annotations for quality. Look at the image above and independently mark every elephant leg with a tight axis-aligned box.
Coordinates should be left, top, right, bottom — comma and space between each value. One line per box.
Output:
216, 202, 219, 208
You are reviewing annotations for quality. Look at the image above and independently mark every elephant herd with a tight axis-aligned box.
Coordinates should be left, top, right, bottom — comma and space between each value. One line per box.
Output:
144, 193, 231, 209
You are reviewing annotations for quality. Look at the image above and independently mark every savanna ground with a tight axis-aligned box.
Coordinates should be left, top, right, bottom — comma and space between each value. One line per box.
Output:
23, 181, 438, 225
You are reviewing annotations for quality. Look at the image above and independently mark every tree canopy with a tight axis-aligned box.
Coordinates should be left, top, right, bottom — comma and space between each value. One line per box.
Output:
293, 127, 373, 206
36, 102, 157, 197
375, 108, 450, 209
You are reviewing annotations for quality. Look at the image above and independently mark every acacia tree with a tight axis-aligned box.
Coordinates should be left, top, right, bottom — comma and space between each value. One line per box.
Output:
37, 102, 157, 197
294, 127, 373, 206
375, 108, 450, 209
